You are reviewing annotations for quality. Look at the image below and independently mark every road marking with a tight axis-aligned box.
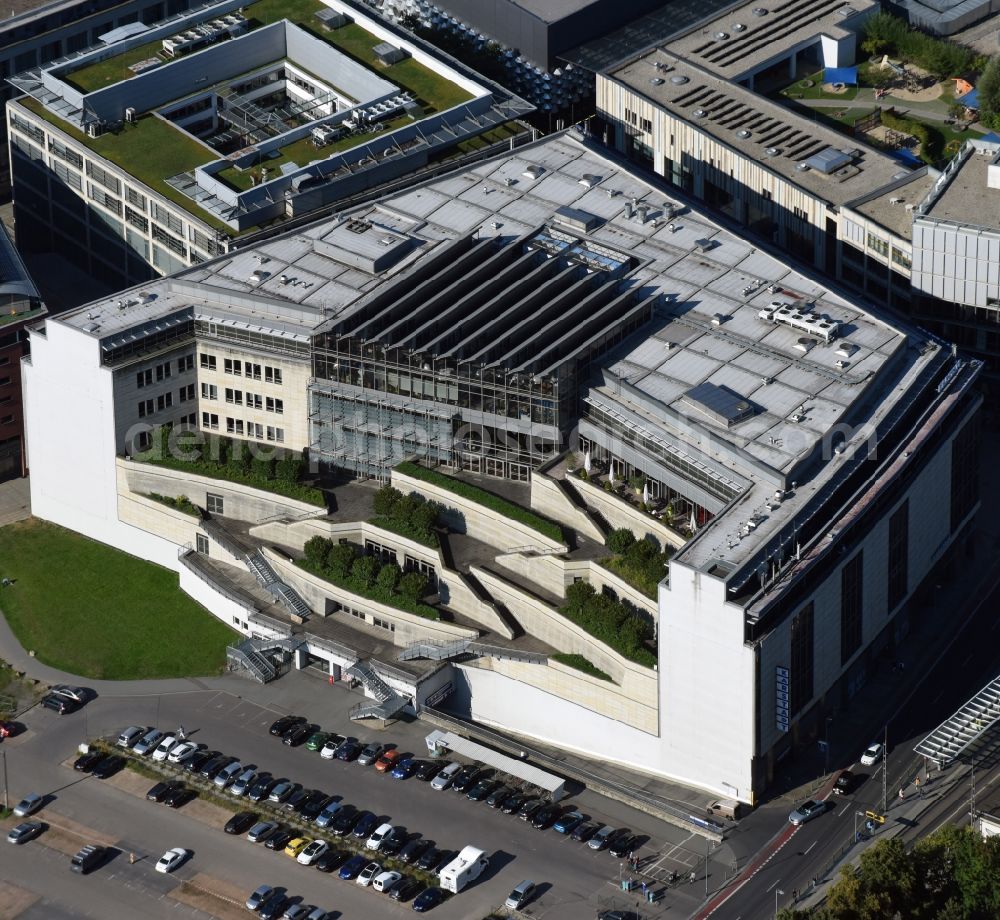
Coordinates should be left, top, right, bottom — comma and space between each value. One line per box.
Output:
765, 878, 781, 892
803, 840, 817, 855
962, 653, 974, 666
933, 690, 944, 703
838, 803, 850, 816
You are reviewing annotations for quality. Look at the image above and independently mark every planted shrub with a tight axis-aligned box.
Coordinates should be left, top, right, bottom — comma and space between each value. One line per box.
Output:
326, 542, 356, 579
561, 580, 656, 667
603, 529, 672, 599
370, 484, 441, 547
607, 527, 636, 555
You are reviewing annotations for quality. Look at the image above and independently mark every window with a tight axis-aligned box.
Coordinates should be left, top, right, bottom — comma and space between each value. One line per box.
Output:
0, 414, 13, 426
249, 422, 263, 439
891, 247, 911, 270
789, 602, 814, 717
867, 232, 889, 258
0, 376, 9, 387
639, 116, 652, 133
201, 383, 217, 400
196, 533, 209, 555
793, 206, 807, 221
137, 398, 154, 418
224, 358, 241, 376
202, 412, 219, 430
155, 361, 171, 381
180, 412, 197, 426
206, 493, 224, 515
951, 416, 980, 531
244, 362, 261, 380
157, 393, 173, 411
888, 500, 909, 611
266, 397, 283, 414
840, 551, 863, 665
135, 429, 152, 451
200, 353, 216, 371
179, 383, 195, 402
136, 368, 152, 388
266, 426, 284, 443
226, 417, 244, 435
246, 392, 262, 410
371, 617, 395, 632
265, 365, 282, 385
225, 388, 243, 405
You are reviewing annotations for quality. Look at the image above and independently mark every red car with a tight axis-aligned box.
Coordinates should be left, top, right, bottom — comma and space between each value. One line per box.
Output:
0, 720, 17, 739
374, 749, 401, 773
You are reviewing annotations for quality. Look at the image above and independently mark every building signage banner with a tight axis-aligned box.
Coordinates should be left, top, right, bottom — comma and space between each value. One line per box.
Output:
776, 666, 790, 733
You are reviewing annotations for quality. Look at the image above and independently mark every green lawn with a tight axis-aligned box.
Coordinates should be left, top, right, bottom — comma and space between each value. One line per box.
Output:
0, 518, 237, 680
778, 70, 859, 102
64, 39, 165, 94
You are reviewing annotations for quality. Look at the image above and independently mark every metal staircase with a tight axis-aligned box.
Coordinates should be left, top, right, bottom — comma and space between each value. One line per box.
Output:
245, 550, 278, 588
226, 634, 305, 684
272, 582, 311, 620
915, 673, 1000, 768
398, 638, 547, 665
244, 551, 311, 620
347, 660, 410, 721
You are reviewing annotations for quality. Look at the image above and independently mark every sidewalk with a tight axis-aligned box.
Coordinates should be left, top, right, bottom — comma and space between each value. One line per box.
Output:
0, 476, 30, 528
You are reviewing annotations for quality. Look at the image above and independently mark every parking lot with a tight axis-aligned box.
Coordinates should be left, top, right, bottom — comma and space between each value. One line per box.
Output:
1, 673, 717, 918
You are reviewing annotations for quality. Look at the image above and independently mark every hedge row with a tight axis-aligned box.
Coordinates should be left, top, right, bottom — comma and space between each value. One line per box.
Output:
551, 652, 612, 682
603, 528, 671, 599
371, 485, 440, 547
394, 461, 564, 544
881, 109, 944, 165
145, 492, 202, 518
561, 581, 657, 668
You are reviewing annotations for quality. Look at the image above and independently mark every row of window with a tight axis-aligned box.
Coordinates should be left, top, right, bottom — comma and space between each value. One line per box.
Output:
137, 392, 173, 416
135, 359, 174, 388
201, 383, 283, 413
201, 412, 284, 442
221, 357, 283, 384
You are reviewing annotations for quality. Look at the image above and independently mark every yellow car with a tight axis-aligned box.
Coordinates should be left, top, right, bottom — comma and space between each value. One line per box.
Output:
284, 837, 309, 858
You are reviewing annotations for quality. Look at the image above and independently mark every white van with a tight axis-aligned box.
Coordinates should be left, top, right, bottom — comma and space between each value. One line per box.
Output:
707, 799, 746, 821
366, 823, 393, 850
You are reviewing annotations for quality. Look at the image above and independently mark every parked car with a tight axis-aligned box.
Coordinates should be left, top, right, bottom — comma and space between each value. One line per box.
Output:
336, 740, 362, 761
505, 880, 536, 910
315, 848, 349, 873
151, 735, 178, 762
0, 719, 18, 738
284, 837, 309, 859
609, 834, 641, 859
375, 749, 401, 773
116, 725, 146, 748
247, 775, 277, 802
301, 793, 334, 822
390, 877, 422, 901
224, 811, 258, 835
399, 838, 432, 865
133, 729, 165, 756
167, 741, 198, 764
357, 742, 384, 766
258, 893, 290, 920
305, 731, 330, 752
357, 861, 382, 887
315, 800, 345, 829
73, 751, 103, 773
502, 792, 529, 815
860, 743, 884, 767
588, 825, 616, 850
451, 764, 483, 793
320, 738, 341, 759
154, 847, 187, 874
338, 853, 368, 880
467, 778, 499, 802
297, 839, 330, 866
486, 785, 514, 809
373, 870, 402, 893
554, 810, 586, 834
284, 787, 312, 812
70, 844, 105, 874
366, 823, 394, 851
380, 827, 408, 857
164, 785, 196, 809
41, 694, 78, 714
268, 781, 301, 804
182, 750, 217, 774
329, 807, 361, 836
572, 821, 599, 842
352, 811, 377, 840
7, 821, 43, 845
52, 685, 86, 704
213, 760, 244, 789
412, 887, 446, 912
392, 758, 419, 780
266, 829, 294, 852
518, 798, 544, 821
91, 755, 125, 779
269, 715, 305, 736
532, 803, 563, 829
230, 768, 258, 796
283, 723, 318, 747
247, 821, 279, 844
246, 884, 274, 910
416, 761, 442, 782
833, 769, 859, 796
200, 754, 235, 780
146, 780, 184, 803
283, 905, 313, 920
788, 800, 827, 826
430, 762, 460, 791
416, 846, 444, 871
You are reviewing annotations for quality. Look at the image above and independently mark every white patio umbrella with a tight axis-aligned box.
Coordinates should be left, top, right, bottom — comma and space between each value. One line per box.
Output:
689, 509, 698, 533
608, 468, 616, 488
642, 482, 649, 505
584, 450, 592, 474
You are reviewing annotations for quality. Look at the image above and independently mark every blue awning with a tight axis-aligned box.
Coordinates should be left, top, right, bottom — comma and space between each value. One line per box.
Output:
958, 88, 979, 109
980, 132, 1000, 143
824, 66, 858, 85
892, 148, 922, 166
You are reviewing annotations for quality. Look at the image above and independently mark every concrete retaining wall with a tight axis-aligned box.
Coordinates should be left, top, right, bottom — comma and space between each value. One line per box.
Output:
530, 470, 604, 542
573, 475, 686, 552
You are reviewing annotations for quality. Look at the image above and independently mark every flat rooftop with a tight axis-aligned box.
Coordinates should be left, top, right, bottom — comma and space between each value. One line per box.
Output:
847, 169, 938, 240
662, 0, 876, 80
921, 144, 1000, 232
609, 50, 909, 207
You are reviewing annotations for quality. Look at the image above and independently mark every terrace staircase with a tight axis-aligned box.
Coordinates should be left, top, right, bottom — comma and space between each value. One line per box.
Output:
244, 550, 311, 621
556, 476, 611, 539
347, 659, 410, 721
397, 638, 547, 665
226, 634, 305, 684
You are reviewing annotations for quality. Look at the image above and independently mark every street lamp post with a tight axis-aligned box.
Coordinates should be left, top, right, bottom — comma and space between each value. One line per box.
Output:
1, 748, 7, 810
775, 888, 784, 918
824, 716, 833, 776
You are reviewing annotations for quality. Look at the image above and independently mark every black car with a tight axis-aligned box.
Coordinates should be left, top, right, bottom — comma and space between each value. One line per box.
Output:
300, 793, 334, 822
70, 844, 106, 874
183, 749, 218, 773
265, 829, 294, 851
284, 787, 312, 812
390, 877, 422, 902
416, 846, 444, 871
352, 811, 377, 839
609, 833, 640, 859
399, 838, 431, 865
467, 779, 499, 802
572, 821, 599, 842
329, 807, 360, 836
416, 761, 442, 782
175, 745, 207, 769
833, 769, 859, 796
200, 754, 234, 779
91, 755, 125, 779
380, 827, 409, 857
41, 694, 79, 715
247, 775, 277, 802
336, 740, 362, 761
164, 785, 197, 808
223, 811, 257, 835
532, 803, 562, 829
486, 785, 514, 808
269, 714, 305, 736
73, 751, 104, 772
502, 793, 528, 815
283, 722, 317, 747
518, 798, 544, 821
451, 765, 483, 794
146, 780, 184, 803
412, 887, 447, 912
257, 893, 290, 920
315, 849, 349, 873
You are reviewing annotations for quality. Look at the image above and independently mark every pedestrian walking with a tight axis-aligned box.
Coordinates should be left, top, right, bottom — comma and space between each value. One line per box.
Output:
915, 776, 923, 797
641, 881, 647, 896
898, 787, 905, 803
792, 889, 798, 901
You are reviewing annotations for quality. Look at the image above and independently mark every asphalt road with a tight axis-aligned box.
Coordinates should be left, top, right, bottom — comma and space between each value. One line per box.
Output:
707, 563, 1000, 920
1, 683, 713, 919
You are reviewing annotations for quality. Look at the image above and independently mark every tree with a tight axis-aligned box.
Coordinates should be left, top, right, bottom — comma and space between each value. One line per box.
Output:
376, 562, 401, 596
607, 527, 636, 555
565, 579, 596, 613
326, 541, 355, 579
350, 555, 380, 589
978, 55, 1000, 129
398, 571, 428, 601
373, 484, 402, 518
304, 536, 332, 567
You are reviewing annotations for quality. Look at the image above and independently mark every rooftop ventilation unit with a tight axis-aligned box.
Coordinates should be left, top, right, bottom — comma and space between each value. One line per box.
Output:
522, 165, 543, 180
795, 162, 810, 172
683, 381, 754, 427
578, 173, 601, 188
714, 31, 729, 39
804, 147, 853, 174
670, 75, 689, 84
694, 108, 707, 117
752, 6, 768, 15
759, 301, 841, 342
794, 337, 817, 353
732, 22, 747, 31
736, 129, 752, 139
765, 146, 781, 156
650, 77, 664, 85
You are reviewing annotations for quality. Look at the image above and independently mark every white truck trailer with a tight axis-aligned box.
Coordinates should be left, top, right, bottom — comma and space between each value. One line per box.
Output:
439, 845, 489, 893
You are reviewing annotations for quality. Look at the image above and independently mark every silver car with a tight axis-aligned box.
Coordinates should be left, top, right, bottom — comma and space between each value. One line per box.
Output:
588, 825, 615, 850
788, 799, 827, 826
13, 793, 43, 817
133, 728, 165, 756
214, 760, 243, 789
